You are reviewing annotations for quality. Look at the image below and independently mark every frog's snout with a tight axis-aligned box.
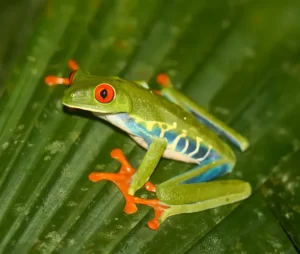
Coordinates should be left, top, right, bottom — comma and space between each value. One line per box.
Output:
62, 87, 91, 107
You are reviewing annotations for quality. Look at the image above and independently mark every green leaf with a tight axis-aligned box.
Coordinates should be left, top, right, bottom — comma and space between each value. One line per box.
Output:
1, 0, 300, 253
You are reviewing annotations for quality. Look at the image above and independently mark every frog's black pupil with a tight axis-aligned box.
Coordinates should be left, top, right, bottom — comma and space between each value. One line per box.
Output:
100, 89, 107, 99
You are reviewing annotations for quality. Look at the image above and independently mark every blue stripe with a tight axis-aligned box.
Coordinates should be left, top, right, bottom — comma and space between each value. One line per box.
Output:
186, 138, 197, 154
182, 163, 231, 184
191, 143, 209, 160
151, 127, 161, 137
164, 131, 178, 144
176, 137, 186, 152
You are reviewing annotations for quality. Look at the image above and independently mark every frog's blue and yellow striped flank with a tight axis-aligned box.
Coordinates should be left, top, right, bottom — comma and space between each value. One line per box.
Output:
120, 115, 232, 184
45, 61, 251, 230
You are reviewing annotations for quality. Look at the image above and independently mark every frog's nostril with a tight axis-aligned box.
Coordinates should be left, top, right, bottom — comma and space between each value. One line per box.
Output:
69, 90, 90, 103
72, 90, 85, 98
62, 87, 92, 108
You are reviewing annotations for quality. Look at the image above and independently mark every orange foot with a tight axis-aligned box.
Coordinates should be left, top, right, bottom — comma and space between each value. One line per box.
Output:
88, 148, 170, 230
156, 73, 173, 88
44, 59, 79, 86
44, 59, 79, 112
152, 73, 173, 95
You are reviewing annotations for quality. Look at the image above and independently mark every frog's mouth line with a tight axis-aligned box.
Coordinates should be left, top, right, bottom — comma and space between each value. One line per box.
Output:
62, 102, 106, 113
62, 102, 126, 115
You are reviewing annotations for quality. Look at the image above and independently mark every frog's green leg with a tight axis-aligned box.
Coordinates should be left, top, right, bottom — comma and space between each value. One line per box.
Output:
44, 59, 79, 86
156, 159, 250, 203
129, 137, 167, 195
155, 74, 249, 152
154, 159, 251, 226
157, 179, 251, 226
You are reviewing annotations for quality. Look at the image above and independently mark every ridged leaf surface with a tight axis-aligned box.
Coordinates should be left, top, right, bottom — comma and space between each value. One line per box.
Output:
0, 0, 300, 253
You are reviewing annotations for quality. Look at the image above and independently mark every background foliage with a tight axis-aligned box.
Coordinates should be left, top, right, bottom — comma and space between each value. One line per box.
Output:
0, 0, 300, 253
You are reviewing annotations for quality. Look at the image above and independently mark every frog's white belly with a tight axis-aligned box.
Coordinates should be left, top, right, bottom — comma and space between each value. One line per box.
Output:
130, 135, 198, 164
97, 113, 130, 133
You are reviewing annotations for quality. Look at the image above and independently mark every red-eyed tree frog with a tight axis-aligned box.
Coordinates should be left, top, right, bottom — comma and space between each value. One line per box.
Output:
45, 60, 251, 230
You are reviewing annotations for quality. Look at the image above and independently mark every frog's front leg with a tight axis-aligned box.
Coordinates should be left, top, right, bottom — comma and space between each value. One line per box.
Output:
89, 138, 168, 228
128, 137, 167, 195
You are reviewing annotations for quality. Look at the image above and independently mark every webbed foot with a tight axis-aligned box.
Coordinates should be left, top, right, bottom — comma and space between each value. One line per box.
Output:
88, 148, 170, 230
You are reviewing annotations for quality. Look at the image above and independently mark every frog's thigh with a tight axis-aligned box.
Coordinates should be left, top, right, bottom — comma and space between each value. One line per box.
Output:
157, 179, 251, 205
157, 179, 251, 225
156, 160, 250, 205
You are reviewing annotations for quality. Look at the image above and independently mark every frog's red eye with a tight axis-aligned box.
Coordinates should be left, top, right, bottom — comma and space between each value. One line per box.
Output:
68, 70, 76, 84
95, 83, 115, 103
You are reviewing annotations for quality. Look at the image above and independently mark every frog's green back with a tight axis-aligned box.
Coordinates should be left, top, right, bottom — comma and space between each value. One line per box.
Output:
123, 81, 236, 163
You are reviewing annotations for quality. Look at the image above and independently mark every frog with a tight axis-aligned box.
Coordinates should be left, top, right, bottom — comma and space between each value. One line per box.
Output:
45, 59, 251, 230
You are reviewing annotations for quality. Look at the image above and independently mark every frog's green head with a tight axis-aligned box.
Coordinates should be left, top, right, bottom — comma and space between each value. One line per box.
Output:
62, 70, 133, 114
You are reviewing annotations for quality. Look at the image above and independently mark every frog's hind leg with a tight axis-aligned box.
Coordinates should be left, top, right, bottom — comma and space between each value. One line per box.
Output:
155, 73, 249, 152
158, 179, 251, 226
155, 160, 251, 226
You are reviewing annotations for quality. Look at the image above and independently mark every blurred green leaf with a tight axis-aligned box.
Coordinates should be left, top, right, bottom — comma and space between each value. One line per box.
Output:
0, 0, 300, 253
